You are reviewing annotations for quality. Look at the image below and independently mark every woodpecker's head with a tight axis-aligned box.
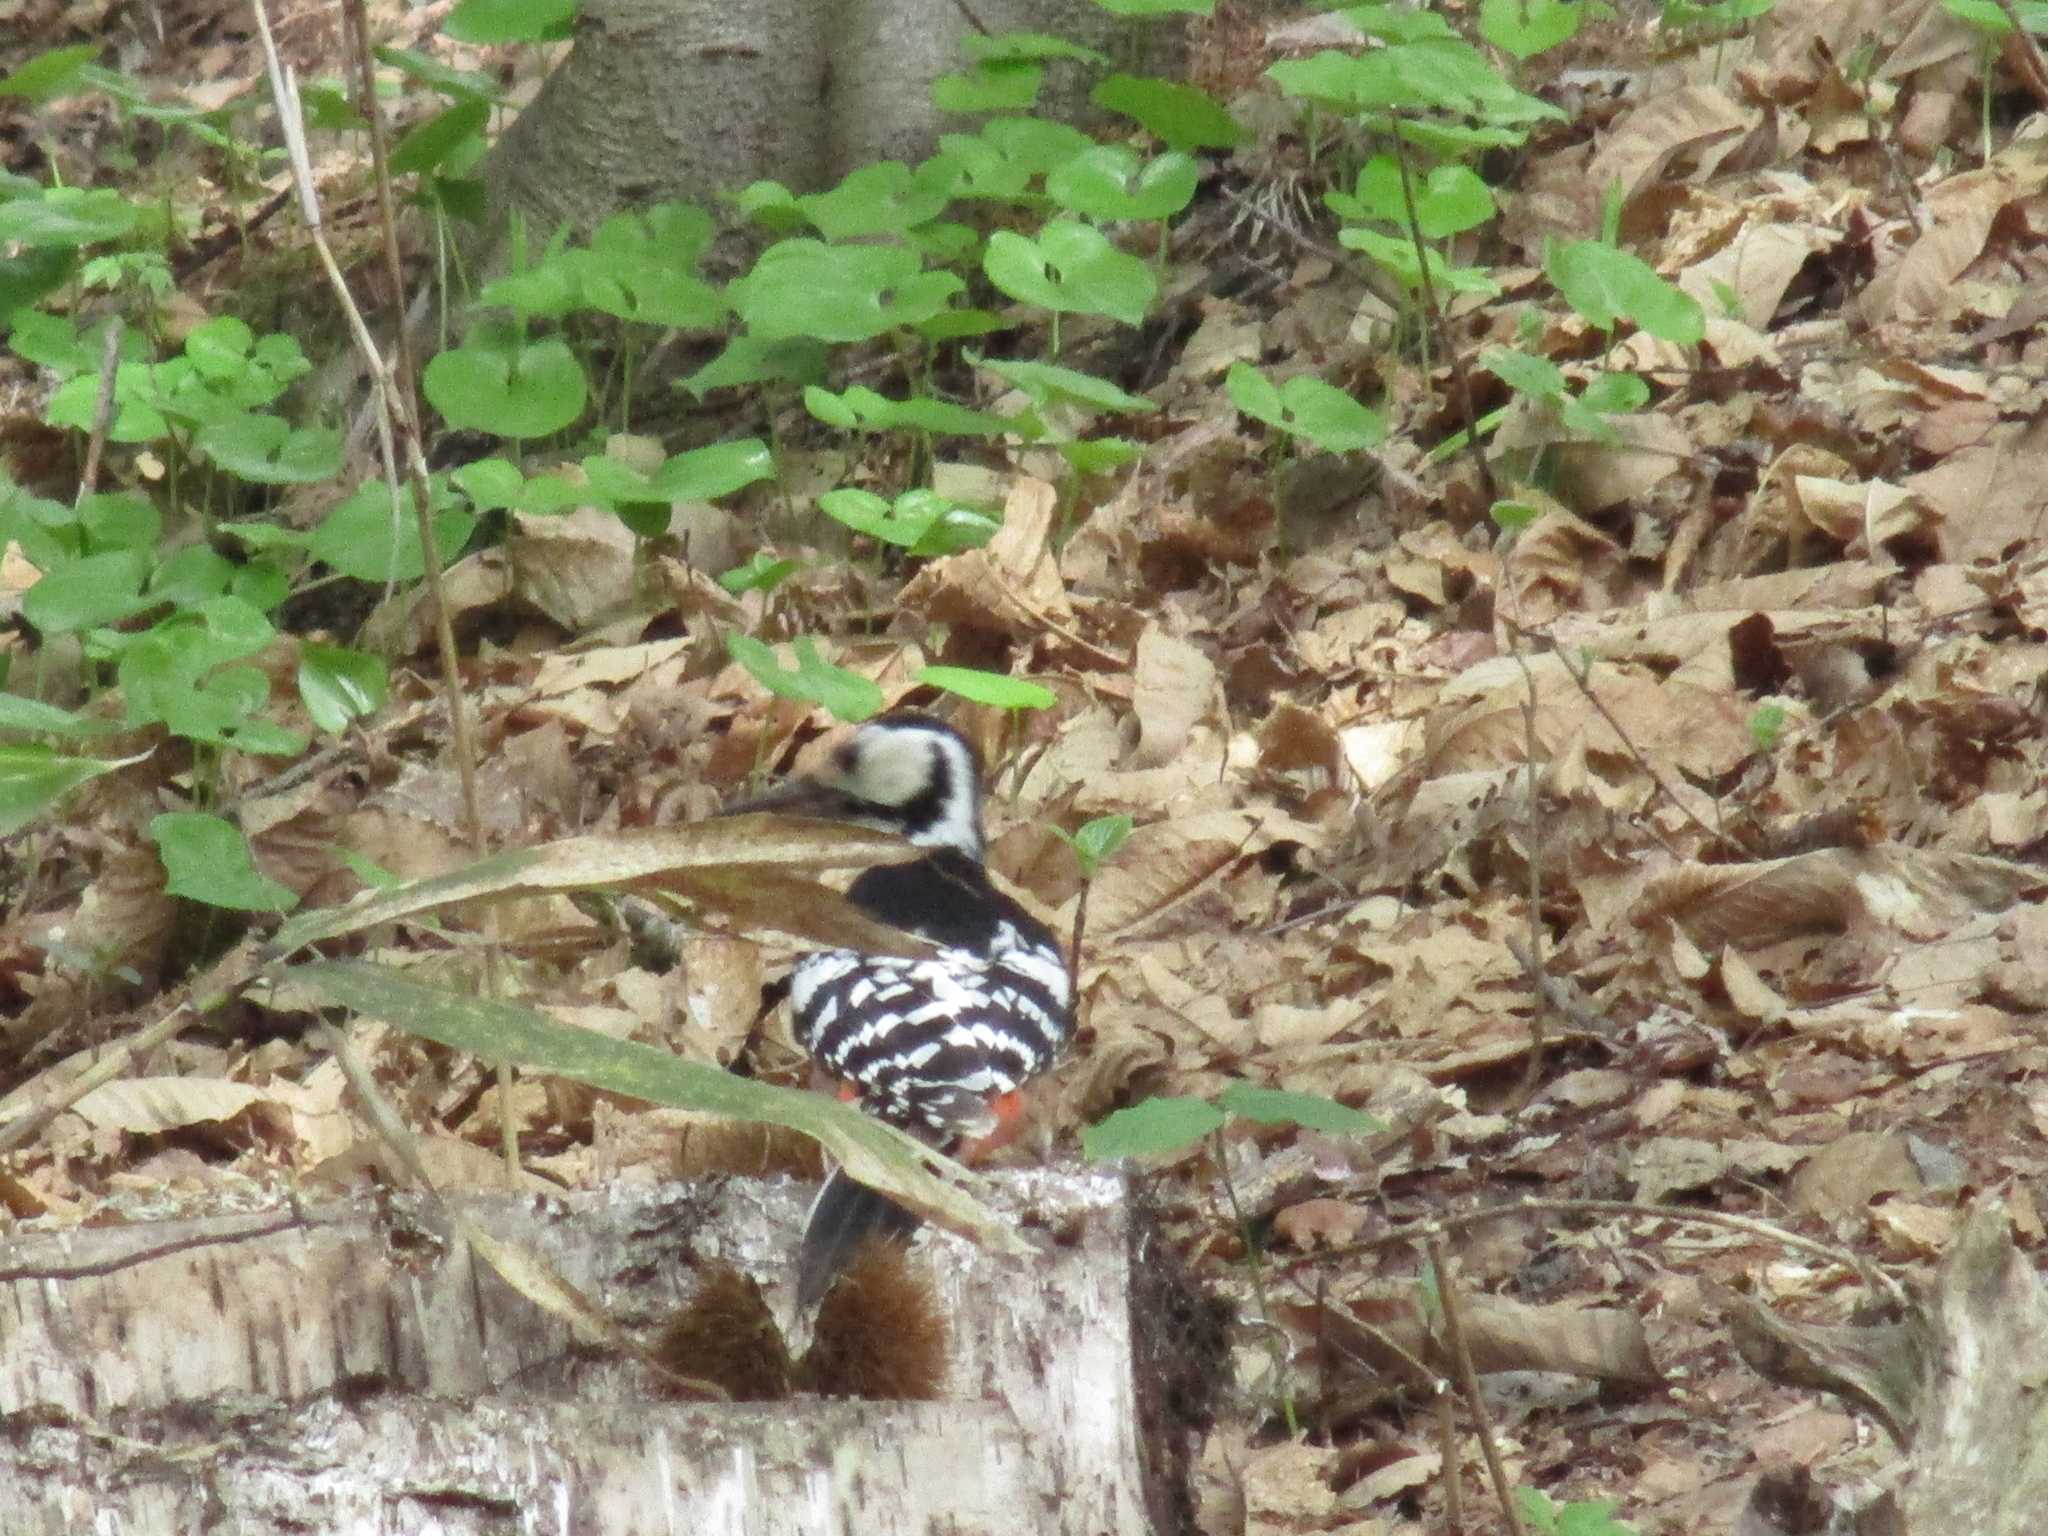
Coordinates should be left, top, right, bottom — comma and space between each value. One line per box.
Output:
725, 712, 985, 861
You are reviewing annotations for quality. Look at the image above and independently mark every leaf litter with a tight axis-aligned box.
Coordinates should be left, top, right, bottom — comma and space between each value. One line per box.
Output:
7, 0, 2048, 1528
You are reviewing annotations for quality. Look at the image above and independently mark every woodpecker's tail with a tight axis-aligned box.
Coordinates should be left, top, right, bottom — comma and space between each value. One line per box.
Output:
797, 1170, 922, 1310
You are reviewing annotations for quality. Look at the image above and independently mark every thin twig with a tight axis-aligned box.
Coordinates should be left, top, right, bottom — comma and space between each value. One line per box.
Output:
1283, 1193, 1910, 1311
1387, 113, 1496, 508
1508, 644, 1547, 1109
1428, 1235, 1527, 1536
75, 317, 123, 501
1529, 628, 1762, 859
0, 1004, 193, 1155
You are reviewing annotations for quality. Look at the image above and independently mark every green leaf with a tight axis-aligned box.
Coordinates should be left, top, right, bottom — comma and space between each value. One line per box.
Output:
196, 414, 344, 484
1053, 813, 1133, 879
726, 634, 884, 722
0, 242, 77, 313
373, 45, 499, 103
0, 45, 101, 102
150, 544, 236, 607
967, 30, 1110, 65
931, 61, 1045, 114
0, 694, 118, 738
77, 490, 160, 553
798, 159, 961, 240
1226, 364, 1384, 452
1055, 437, 1141, 474
805, 386, 1014, 440
820, 488, 1000, 556
1490, 499, 1541, 532
1748, 702, 1787, 752
650, 438, 777, 501
1327, 156, 1497, 239
918, 666, 1055, 710
1483, 346, 1566, 401
974, 357, 1153, 412
718, 552, 802, 595
1047, 146, 1198, 223
983, 219, 1157, 325
452, 457, 527, 511
442, 0, 576, 44
1090, 74, 1244, 152
21, 549, 152, 634
940, 119, 1095, 202
0, 745, 141, 835
1217, 1081, 1384, 1134
308, 481, 477, 583
1089, 0, 1212, 15
0, 186, 136, 248
388, 99, 489, 176
1083, 1096, 1225, 1160
1480, 0, 1590, 58
681, 334, 831, 397
422, 324, 587, 437
150, 811, 298, 912
731, 239, 965, 343
298, 644, 390, 734
1545, 238, 1705, 344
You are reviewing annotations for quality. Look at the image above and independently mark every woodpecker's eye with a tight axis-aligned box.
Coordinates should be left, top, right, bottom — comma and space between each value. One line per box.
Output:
832, 742, 859, 777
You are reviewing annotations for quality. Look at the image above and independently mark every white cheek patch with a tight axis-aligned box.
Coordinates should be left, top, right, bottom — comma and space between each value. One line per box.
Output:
845, 732, 935, 806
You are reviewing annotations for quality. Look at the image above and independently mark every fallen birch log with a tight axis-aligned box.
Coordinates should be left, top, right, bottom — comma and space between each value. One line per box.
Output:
0, 1169, 1213, 1535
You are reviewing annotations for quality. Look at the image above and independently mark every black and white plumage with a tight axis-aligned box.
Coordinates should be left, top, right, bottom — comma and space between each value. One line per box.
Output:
726, 712, 1073, 1307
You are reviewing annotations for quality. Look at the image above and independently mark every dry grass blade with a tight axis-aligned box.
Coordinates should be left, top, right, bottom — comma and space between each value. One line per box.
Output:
283, 959, 1021, 1255
265, 816, 924, 957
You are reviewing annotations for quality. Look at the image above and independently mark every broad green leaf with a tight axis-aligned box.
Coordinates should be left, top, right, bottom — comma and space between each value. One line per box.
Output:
1546, 238, 1705, 344
422, 324, 587, 437
931, 62, 1044, 114
388, 99, 489, 176
727, 633, 884, 721
1226, 364, 1384, 453
967, 31, 1110, 65
718, 552, 802, 595
21, 549, 151, 634
0, 745, 143, 835
442, 0, 576, 44
1090, 74, 1244, 151
1480, 0, 1592, 58
983, 219, 1156, 325
308, 481, 477, 583
0, 186, 136, 247
1083, 1096, 1225, 1159
151, 811, 298, 912
731, 239, 964, 343
974, 356, 1153, 412
917, 666, 1055, 710
1218, 1080, 1384, 1134
0, 694, 118, 737
298, 644, 389, 734
1047, 146, 1198, 223
0, 45, 100, 102
197, 414, 344, 484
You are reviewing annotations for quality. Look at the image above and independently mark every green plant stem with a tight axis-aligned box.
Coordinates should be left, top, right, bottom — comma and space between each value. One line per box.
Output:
1213, 1126, 1298, 1438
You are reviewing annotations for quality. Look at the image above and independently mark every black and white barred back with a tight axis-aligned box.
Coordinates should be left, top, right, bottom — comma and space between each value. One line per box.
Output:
790, 851, 1071, 1145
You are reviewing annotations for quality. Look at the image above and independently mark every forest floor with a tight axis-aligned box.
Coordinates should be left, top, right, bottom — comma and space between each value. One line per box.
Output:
5, 1, 2048, 1533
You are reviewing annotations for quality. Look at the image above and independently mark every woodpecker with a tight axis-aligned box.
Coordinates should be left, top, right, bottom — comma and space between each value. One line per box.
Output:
723, 712, 1073, 1308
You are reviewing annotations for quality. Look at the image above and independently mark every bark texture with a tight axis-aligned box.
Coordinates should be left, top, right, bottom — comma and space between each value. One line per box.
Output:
479, 0, 1189, 255
0, 1169, 1208, 1535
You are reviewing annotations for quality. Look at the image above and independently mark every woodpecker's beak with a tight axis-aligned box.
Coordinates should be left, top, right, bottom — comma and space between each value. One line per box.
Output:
717, 775, 864, 825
